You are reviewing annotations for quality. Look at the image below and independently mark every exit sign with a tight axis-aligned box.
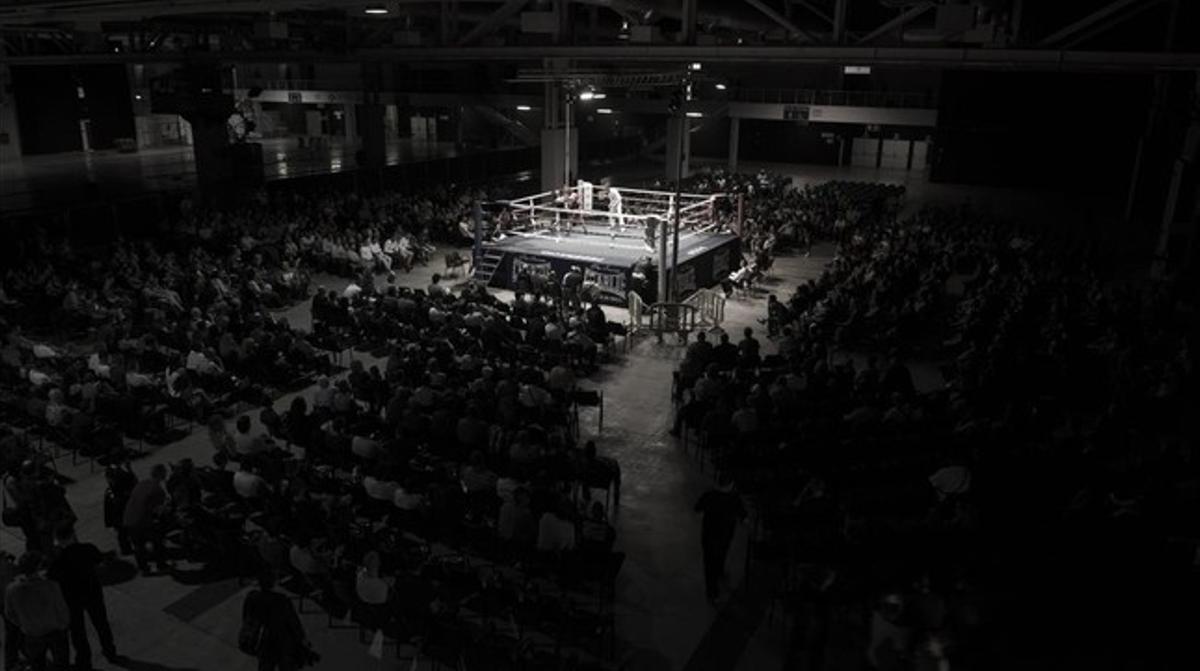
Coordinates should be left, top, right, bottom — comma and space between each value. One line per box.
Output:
783, 106, 809, 122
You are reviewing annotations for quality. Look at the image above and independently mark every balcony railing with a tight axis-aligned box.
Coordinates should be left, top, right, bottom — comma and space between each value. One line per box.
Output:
237, 78, 358, 92
732, 88, 935, 108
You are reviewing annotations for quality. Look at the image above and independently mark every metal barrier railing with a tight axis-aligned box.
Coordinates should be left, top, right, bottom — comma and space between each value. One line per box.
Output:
626, 292, 703, 350
682, 288, 726, 330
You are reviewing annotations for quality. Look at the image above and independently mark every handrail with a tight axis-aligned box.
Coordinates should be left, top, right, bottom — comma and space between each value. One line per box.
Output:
682, 288, 725, 329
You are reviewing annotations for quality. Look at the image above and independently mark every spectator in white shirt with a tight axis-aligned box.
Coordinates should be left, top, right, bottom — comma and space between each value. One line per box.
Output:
355, 551, 390, 606
536, 503, 577, 552
427, 274, 448, 297
362, 471, 399, 502
233, 464, 270, 499
313, 377, 335, 410
233, 415, 267, 457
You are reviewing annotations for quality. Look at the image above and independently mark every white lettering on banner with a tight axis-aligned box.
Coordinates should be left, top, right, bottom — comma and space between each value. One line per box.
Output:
534, 250, 606, 264
584, 266, 627, 301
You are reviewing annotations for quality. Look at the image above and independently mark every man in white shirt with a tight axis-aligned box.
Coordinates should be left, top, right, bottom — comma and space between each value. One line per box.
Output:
185, 349, 222, 376
233, 416, 267, 457
313, 377, 335, 410
363, 473, 399, 501
233, 464, 269, 499
536, 506, 577, 552
427, 274, 448, 297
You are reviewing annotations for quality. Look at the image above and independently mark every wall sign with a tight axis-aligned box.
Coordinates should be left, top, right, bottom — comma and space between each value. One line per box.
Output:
783, 105, 810, 123
287, 91, 302, 104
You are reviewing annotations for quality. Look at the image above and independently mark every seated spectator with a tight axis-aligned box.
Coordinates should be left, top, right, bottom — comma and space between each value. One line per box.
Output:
233, 463, 270, 500
498, 488, 536, 547
536, 502, 577, 553
579, 502, 615, 554
355, 551, 390, 606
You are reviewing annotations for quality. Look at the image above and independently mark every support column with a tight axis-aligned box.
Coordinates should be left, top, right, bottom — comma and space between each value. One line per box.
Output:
833, 0, 848, 43
356, 103, 386, 168
728, 117, 741, 172
0, 64, 22, 163
540, 127, 577, 190
665, 116, 690, 181
343, 102, 357, 146
681, 0, 698, 45
190, 112, 261, 199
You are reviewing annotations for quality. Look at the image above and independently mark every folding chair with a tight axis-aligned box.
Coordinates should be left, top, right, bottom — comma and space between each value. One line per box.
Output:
571, 389, 603, 435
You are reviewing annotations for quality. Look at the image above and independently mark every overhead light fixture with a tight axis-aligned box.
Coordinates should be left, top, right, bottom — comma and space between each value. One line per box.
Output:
686, 111, 703, 118
134, 93, 143, 100
844, 65, 871, 75
364, 5, 388, 14
689, 62, 702, 71
715, 83, 727, 91
596, 108, 613, 114
578, 91, 596, 101
592, 92, 607, 100
516, 105, 532, 111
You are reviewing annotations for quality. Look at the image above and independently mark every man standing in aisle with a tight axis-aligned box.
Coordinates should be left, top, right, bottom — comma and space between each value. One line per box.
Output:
48, 525, 122, 670
4, 552, 69, 671
694, 475, 746, 604
122, 464, 169, 576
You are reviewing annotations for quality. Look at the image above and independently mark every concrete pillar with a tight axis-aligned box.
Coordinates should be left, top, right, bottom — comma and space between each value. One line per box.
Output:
0, 64, 22, 163
343, 102, 357, 145
728, 117, 740, 172
680, 0, 698, 45
540, 127, 577, 190
665, 116, 690, 181
356, 103, 386, 168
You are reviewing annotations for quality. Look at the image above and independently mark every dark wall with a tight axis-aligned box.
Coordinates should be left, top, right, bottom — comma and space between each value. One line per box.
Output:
12, 64, 134, 155
12, 66, 82, 155
932, 71, 1151, 192
78, 64, 135, 150
737, 119, 840, 165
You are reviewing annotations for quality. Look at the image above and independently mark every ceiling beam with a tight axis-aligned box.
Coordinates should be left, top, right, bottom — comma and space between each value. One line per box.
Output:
1039, 0, 1153, 47
1061, 0, 1169, 50
792, 0, 833, 25
457, 0, 528, 47
744, 0, 819, 43
856, 1, 934, 45
5, 45, 1200, 72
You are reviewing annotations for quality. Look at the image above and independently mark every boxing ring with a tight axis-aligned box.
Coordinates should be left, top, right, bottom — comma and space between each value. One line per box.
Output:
479, 183, 742, 304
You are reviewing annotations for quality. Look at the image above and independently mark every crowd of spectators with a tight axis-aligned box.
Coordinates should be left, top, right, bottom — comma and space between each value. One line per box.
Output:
674, 175, 1199, 669
1, 180, 622, 670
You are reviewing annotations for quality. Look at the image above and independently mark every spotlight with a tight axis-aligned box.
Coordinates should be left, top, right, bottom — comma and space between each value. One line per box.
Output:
364, 5, 388, 14
685, 111, 703, 118
516, 105, 532, 111
689, 62, 702, 71
715, 83, 727, 91
134, 93, 143, 100
596, 108, 613, 114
